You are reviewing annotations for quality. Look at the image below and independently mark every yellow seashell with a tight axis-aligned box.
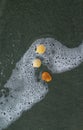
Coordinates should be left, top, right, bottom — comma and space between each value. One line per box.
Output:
36, 44, 46, 54
33, 58, 41, 68
41, 72, 52, 82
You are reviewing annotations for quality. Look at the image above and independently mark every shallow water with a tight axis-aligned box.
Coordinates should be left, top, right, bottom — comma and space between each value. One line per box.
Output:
0, 0, 83, 130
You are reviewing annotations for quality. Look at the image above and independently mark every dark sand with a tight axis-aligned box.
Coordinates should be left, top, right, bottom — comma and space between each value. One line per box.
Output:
0, 0, 83, 130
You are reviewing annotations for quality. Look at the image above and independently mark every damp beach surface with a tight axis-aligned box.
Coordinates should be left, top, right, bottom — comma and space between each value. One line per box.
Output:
0, 0, 83, 130
0, 37, 83, 130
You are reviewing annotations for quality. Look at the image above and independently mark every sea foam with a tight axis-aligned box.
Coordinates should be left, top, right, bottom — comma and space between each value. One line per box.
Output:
0, 37, 83, 130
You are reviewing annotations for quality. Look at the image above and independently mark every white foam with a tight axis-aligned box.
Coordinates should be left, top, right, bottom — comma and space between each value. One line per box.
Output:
35, 38, 83, 73
0, 39, 48, 130
0, 37, 83, 130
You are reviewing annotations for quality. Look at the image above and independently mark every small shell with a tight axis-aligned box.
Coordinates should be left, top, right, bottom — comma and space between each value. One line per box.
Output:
36, 44, 46, 54
32, 58, 41, 68
41, 72, 52, 82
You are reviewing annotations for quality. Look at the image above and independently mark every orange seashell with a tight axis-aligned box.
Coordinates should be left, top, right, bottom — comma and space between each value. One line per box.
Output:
41, 72, 52, 82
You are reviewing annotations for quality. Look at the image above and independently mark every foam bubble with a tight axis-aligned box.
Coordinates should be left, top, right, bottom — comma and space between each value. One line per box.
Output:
0, 37, 83, 130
